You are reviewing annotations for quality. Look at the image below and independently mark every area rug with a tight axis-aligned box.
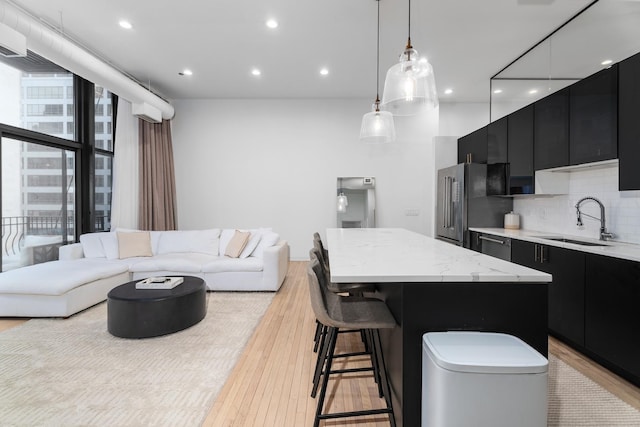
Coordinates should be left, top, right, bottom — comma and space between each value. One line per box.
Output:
0, 292, 273, 426
548, 354, 640, 426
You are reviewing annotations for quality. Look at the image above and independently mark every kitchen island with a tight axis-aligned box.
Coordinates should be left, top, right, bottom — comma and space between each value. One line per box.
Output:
326, 228, 551, 427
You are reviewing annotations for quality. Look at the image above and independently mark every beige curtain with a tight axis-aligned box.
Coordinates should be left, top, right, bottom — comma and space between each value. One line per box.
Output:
138, 119, 177, 230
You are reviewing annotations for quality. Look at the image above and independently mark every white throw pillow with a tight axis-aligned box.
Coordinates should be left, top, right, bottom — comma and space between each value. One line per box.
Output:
117, 231, 153, 259
79, 233, 105, 258
239, 232, 262, 259
252, 232, 280, 258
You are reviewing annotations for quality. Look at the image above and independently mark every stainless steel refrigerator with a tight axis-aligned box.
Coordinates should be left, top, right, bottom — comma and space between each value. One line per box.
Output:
436, 163, 513, 247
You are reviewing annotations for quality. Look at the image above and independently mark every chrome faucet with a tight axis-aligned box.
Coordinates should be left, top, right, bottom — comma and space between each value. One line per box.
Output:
575, 196, 614, 241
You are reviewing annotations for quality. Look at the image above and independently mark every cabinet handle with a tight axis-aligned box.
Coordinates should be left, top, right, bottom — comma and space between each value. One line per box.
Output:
534, 244, 540, 263
479, 236, 505, 245
541, 245, 548, 263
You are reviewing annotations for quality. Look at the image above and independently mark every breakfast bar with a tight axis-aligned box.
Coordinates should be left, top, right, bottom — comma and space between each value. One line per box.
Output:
326, 228, 552, 427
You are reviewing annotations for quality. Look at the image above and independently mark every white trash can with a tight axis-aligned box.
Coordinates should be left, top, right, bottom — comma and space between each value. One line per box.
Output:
422, 331, 548, 427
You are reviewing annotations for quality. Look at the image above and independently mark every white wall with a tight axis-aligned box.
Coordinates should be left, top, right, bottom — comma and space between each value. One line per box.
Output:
439, 102, 489, 137
171, 98, 439, 259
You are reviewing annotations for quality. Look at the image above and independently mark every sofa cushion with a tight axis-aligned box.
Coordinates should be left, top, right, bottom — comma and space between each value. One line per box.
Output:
79, 233, 105, 258
156, 229, 220, 256
118, 231, 152, 259
252, 232, 280, 258
128, 253, 218, 273
218, 229, 236, 255
0, 259, 128, 296
225, 230, 251, 258
100, 232, 120, 260
202, 257, 264, 273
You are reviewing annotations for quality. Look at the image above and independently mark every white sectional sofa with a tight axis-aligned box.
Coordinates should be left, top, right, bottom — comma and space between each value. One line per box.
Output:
0, 228, 289, 317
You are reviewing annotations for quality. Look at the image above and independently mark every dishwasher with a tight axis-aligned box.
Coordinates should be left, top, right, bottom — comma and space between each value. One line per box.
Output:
478, 234, 512, 261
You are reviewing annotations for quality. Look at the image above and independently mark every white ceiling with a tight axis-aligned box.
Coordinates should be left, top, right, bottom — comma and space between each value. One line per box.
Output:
9, 0, 594, 103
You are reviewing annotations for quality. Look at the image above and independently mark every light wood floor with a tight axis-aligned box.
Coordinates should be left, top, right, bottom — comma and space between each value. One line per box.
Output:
2, 260, 639, 426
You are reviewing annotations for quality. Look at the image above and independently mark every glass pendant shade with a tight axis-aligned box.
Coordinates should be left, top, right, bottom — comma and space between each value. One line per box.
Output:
381, 44, 439, 116
360, 107, 396, 143
337, 192, 348, 212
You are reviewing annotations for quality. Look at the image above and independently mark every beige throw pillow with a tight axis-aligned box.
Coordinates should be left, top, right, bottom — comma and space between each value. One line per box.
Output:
117, 231, 153, 259
224, 230, 251, 258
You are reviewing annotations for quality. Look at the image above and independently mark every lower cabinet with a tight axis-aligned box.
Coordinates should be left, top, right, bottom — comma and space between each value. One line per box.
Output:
585, 254, 640, 385
511, 240, 585, 346
469, 231, 481, 252
472, 235, 640, 387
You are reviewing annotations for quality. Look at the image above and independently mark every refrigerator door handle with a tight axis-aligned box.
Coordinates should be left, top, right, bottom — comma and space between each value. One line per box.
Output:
446, 176, 454, 229
442, 176, 449, 228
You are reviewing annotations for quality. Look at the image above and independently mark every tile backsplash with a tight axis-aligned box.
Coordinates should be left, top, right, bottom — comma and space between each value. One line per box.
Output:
513, 165, 640, 244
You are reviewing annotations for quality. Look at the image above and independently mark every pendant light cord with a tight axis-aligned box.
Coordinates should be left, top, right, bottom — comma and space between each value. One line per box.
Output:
408, 0, 411, 40
406, 0, 413, 50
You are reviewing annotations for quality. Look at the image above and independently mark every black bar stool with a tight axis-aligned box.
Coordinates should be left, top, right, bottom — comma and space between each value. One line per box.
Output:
307, 259, 396, 427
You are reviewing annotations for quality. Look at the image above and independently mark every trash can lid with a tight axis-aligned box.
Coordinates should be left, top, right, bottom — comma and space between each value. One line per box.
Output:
422, 332, 548, 374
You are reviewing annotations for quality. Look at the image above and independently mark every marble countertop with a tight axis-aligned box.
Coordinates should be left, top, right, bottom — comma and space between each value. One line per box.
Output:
325, 228, 551, 283
470, 228, 640, 262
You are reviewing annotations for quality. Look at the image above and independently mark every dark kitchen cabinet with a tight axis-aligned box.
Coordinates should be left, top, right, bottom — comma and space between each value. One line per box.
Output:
569, 65, 618, 165
618, 52, 640, 190
585, 254, 640, 385
534, 88, 569, 170
458, 126, 488, 164
511, 239, 585, 346
469, 231, 481, 252
487, 116, 508, 164
507, 105, 534, 194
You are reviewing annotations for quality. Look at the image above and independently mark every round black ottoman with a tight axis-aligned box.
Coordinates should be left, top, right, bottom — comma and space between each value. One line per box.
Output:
107, 275, 206, 338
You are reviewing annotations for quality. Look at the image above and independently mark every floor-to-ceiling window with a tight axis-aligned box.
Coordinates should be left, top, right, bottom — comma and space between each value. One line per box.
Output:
94, 86, 114, 232
0, 51, 116, 271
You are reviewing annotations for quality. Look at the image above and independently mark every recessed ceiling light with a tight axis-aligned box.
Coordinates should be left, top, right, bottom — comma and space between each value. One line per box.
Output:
179, 69, 193, 76
320, 68, 329, 76
444, 88, 453, 95
266, 19, 278, 29
251, 68, 261, 76
529, 89, 538, 95
119, 20, 133, 30
601, 59, 613, 66
493, 89, 503, 94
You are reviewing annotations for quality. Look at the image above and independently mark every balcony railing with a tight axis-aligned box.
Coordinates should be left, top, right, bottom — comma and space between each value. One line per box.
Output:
1, 215, 106, 270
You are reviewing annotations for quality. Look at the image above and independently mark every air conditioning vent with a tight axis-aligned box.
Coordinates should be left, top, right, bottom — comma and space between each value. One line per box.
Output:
132, 102, 162, 123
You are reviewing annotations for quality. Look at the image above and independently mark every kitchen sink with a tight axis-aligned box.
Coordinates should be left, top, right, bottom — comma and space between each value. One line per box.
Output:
540, 237, 609, 247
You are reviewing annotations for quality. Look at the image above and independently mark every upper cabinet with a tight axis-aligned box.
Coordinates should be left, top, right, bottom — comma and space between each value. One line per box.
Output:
618, 52, 640, 191
507, 105, 534, 194
487, 117, 508, 164
569, 65, 618, 165
534, 88, 569, 170
457, 126, 488, 164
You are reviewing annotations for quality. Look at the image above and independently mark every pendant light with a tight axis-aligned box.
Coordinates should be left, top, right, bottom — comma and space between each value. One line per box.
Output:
337, 178, 348, 213
380, 0, 438, 116
360, 0, 396, 143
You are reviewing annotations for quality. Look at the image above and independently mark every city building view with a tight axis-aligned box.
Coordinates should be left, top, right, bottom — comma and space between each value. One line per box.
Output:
0, 53, 113, 271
